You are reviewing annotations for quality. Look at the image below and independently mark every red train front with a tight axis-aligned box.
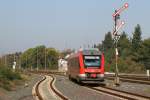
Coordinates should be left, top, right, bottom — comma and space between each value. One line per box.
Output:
68, 48, 104, 83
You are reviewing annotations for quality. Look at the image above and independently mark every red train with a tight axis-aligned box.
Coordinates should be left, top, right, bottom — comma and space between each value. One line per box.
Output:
67, 48, 105, 83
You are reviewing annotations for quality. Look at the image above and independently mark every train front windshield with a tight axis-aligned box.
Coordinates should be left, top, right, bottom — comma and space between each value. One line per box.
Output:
84, 56, 101, 67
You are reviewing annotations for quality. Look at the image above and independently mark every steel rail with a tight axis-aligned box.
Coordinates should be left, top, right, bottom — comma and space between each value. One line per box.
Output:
106, 77, 150, 85
32, 71, 150, 99
35, 76, 46, 100
87, 86, 150, 100
49, 74, 69, 100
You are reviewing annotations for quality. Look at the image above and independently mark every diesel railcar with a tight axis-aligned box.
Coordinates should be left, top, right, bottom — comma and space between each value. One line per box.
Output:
67, 48, 105, 83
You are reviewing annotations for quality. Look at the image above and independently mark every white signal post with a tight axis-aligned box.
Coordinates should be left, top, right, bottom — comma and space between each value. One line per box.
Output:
112, 3, 129, 86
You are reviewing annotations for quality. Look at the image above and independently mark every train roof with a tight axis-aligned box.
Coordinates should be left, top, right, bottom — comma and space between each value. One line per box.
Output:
68, 48, 101, 59
81, 48, 101, 55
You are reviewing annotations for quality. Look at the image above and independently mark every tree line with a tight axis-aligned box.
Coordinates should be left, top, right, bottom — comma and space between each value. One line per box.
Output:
0, 24, 150, 73
0, 45, 60, 70
96, 24, 150, 73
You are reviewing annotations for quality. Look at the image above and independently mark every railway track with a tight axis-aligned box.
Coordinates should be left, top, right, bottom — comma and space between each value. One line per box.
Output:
105, 73, 149, 80
32, 71, 150, 100
86, 86, 150, 100
108, 74, 149, 80
34, 76, 46, 100
48, 74, 69, 100
31, 70, 149, 81
106, 76, 150, 85
33, 74, 68, 100
52, 74, 150, 100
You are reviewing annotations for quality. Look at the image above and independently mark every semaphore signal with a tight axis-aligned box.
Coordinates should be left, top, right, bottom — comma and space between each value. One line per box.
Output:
113, 20, 125, 35
112, 3, 129, 18
112, 3, 129, 86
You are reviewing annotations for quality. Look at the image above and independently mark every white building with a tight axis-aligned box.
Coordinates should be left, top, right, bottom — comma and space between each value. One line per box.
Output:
58, 59, 68, 72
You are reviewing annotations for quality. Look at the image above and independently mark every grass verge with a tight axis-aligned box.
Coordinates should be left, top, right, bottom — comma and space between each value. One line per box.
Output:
0, 65, 29, 91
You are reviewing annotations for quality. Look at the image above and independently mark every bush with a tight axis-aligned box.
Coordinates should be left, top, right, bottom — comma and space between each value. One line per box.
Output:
105, 57, 145, 73
0, 65, 22, 90
0, 66, 21, 80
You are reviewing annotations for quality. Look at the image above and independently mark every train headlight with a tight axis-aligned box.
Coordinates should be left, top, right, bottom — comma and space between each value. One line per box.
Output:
79, 74, 86, 77
97, 74, 104, 77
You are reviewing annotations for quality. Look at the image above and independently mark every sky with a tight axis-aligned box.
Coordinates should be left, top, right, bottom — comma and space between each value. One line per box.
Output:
0, 0, 150, 54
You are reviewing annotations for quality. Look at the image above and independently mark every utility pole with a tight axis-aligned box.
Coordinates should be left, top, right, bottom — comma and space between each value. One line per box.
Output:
5, 55, 7, 67
112, 3, 129, 86
37, 48, 39, 71
19, 55, 21, 69
45, 48, 47, 70
26, 55, 27, 70
14, 54, 15, 62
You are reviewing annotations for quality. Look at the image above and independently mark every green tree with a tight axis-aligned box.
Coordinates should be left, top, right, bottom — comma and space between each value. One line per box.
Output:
47, 48, 59, 69
102, 31, 113, 52
118, 31, 131, 59
132, 24, 142, 52
131, 24, 143, 62
20, 45, 60, 70
138, 38, 150, 69
102, 32, 114, 71
36, 45, 46, 68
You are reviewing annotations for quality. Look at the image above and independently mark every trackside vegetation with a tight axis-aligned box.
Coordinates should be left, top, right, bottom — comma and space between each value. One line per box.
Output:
96, 24, 150, 73
0, 45, 60, 71
0, 65, 22, 90
0, 46, 60, 90
20, 45, 59, 69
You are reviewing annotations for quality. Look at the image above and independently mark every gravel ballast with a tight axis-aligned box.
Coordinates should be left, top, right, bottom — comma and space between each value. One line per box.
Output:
105, 79, 150, 97
54, 75, 121, 100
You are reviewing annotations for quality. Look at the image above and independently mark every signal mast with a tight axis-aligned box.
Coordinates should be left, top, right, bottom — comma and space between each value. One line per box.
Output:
112, 3, 129, 85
